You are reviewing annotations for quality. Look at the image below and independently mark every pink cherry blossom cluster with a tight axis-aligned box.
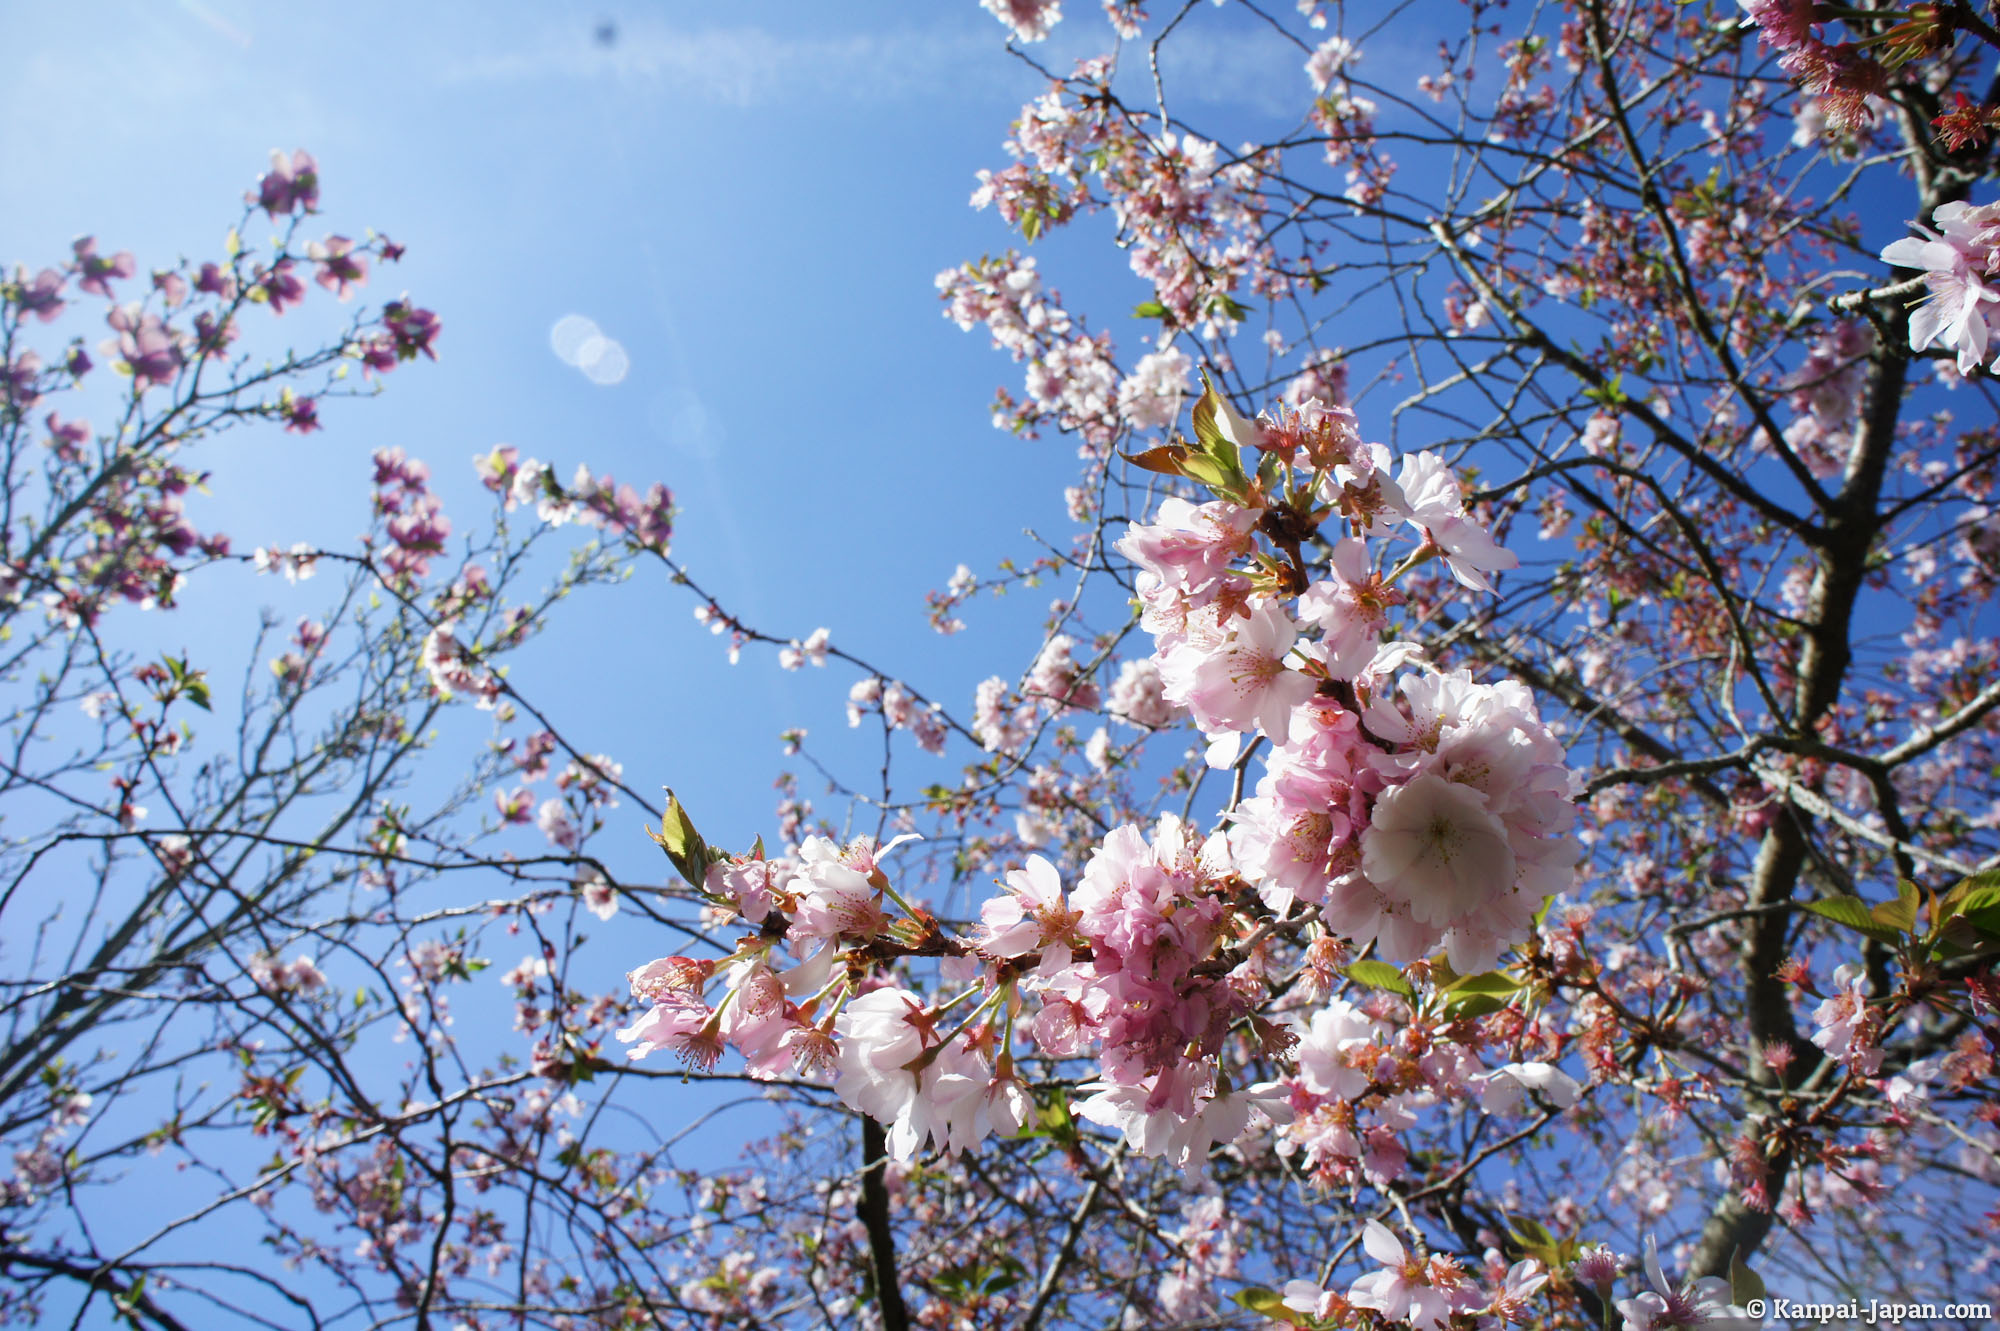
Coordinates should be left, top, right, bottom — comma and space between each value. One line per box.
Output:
248, 950, 328, 996
1738, 0, 1889, 130
1276, 1226, 1752, 1331
1275, 984, 1578, 1198
1881, 198, 2000, 376
26, 448, 227, 627
971, 69, 1275, 343
2, 177, 435, 631
618, 383, 1586, 1197
1774, 320, 1873, 478
935, 251, 1120, 448
370, 446, 450, 583
474, 445, 674, 553
3, 1086, 90, 1209
269, 615, 328, 690
980, 0, 1061, 42
1808, 962, 1885, 1075
1115, 394, 1574, 971
843, 676, 949, 755
420, 619, 500, 709
1303, 34, 1395, 205
254, 148, 320, 219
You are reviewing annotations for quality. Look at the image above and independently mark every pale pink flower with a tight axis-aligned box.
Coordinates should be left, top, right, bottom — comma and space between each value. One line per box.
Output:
616, 996, 714, 1063
250, 952, 327, 995
1159, 600, 1316, 743
1473, 1061, 1581, 1115
536, 799, 577, 851
845, 677, 882, 727
1116, 497, 1259, 597
1163, 1079, 1292, 1174
1108, 656, 1176, 729
579, 871, 618, 921
1283, 1280, 1336, 1320
1572, 1244, 1622, 1290
973, 675, 1035, 753
1738, 0, 1818, 53
1286, 347, 1351, 411
896, 1042, 1028, 1158
1809, 963, 1883, 1075
1347, 1220, 1465, 1330
1306, 35, 1359, 92
1487, 1257, 1550, 1323
981, 0, 1061, 42
832, 987, 934, 1159
1297, 537, 1401, 678
1361, 773, 1516, 928
779, 627, 831, 670
978, 854, 1078, 958
791, 836, 887, 941
1396, 452, 1519, 591
1292, 997, 1379, 1099
705, 856, 788, 924
1614, 1235, 1749, 1331
1881, 200, 2000, 376
1115, 346, 1192, 430
1026, 634, 1100, 713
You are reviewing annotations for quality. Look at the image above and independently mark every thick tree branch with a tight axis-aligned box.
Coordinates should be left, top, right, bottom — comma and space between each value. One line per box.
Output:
858, 1117, 911, 1331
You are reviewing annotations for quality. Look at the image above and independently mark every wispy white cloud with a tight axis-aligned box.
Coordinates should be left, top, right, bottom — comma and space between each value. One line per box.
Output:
437, 15, 1331, 116
439, 21, 1023, 106
177, 0, 252, 49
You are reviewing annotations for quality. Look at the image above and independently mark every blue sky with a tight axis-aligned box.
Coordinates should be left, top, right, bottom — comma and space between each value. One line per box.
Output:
0, 0, 1351, 866
0, 8, 1361, 1318
0, 7, 1304, 1307
4, 2, 1100, 854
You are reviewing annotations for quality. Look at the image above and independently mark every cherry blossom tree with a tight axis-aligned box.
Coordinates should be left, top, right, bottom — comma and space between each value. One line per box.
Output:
7, 1, 2000, 1329
619, 1, 2000, 1325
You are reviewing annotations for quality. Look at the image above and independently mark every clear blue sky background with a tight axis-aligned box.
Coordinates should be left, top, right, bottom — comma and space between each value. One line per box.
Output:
13, 1, 1052, 856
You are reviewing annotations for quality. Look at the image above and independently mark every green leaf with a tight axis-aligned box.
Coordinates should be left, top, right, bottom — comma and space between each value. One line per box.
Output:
1440, 970, 1521, 1018
1443, 970, 1521, 998
1232, 1286, 1295, 1320
1959, 888, 2000, 940
649, 789, 711, 889
1344, 960, 1413, 998
1802, 896, 1903, 944
1729, 1250, 1766, 1307
1187, 371, 1248, 485
1937, 871, 2000, 944
1209, 292, 1253, 321
1508, 1214, 1554, 1252
1871, 878, 1920, 935
1581, 373, 1628, 407
1179, 450, 1240, 492
1948, 867, 2000, 900
1015, 1090, 1078, 1144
